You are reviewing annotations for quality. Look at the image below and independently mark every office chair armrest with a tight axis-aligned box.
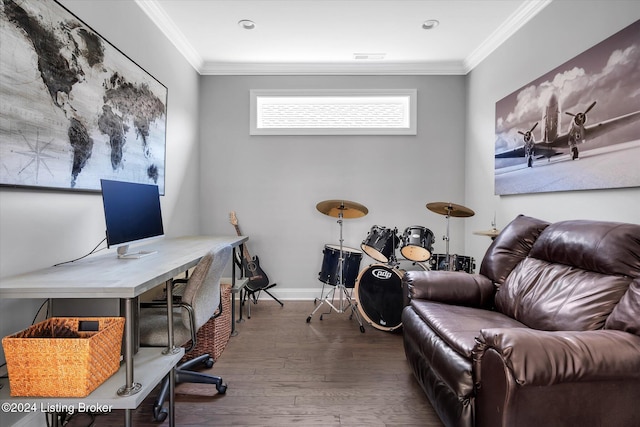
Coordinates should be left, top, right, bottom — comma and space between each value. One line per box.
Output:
140, 301, 198, 347
212, 297, 223, 320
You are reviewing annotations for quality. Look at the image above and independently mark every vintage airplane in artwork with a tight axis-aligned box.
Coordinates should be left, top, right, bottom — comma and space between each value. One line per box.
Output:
496, 94, 640, 167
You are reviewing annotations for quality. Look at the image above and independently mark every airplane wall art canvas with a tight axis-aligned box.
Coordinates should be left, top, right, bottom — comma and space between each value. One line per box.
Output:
494, 19, 640, 196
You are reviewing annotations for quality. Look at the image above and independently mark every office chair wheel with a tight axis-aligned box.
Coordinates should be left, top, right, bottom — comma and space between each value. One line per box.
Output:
204, 357, 214, 369
320, 314, 324, 320
217, 382, 227, 394
306, 316, 311, 323
360, 325, 366, 333
153, 405, 168, 422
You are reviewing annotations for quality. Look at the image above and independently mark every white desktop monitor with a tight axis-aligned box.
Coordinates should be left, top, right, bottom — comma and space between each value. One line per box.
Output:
100, 179, 164, 258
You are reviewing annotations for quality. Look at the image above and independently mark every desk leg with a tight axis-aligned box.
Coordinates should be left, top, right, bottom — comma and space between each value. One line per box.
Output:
163, 279, 182, 355
231, 248, 239, 336
118, 298, 142, 399
169, 366, 176, 427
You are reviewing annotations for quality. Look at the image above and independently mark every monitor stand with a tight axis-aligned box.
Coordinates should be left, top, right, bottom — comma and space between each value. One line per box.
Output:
117, 245, 157, 259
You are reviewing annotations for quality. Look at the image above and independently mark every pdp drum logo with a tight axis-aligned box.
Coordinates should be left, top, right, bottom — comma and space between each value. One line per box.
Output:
372, 268, 393, 280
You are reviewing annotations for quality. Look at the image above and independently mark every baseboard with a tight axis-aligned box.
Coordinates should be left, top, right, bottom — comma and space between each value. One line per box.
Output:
250, 286, 354, 301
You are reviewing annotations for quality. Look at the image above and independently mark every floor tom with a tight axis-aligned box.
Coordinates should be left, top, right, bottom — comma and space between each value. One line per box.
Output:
318, 244, 363, 288
429, 253, 476, 273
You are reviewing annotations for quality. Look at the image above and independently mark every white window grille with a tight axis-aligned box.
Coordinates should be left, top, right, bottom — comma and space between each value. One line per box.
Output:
250, 89, 417, 135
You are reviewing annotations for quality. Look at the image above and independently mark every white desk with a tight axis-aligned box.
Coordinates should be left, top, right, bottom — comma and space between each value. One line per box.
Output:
0, 235, 247, 427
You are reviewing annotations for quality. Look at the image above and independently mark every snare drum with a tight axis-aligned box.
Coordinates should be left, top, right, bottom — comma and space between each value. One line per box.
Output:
361, 225, 399, 263
400, 226, 435, 262
429, 253, 476, 273
318, 244, 363, 288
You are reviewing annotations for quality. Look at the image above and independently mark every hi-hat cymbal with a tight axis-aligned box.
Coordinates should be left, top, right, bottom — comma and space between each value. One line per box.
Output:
426, 202, 475, 218
473, 228, 501, 238
316, 199, 368, 218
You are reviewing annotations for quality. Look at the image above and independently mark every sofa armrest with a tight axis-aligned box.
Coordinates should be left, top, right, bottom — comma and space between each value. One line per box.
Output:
474, 328, 640, 386
404, 270, 495, 308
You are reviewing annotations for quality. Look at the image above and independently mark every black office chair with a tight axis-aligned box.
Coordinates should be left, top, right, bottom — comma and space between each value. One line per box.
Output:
139, 244, 232, 421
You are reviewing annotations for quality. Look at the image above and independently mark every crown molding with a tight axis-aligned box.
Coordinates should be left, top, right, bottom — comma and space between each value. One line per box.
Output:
136, 0, 552, 76
463, 0, 552, 73
199, 61, 467, 76
134, 0, 204, 71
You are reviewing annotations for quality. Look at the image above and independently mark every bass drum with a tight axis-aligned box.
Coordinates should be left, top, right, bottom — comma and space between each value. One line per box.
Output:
318, 245, 363, 288
355, 262, 425, 332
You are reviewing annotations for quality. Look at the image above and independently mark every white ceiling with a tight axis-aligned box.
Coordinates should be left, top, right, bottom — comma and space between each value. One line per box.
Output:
136, 0, 551, 75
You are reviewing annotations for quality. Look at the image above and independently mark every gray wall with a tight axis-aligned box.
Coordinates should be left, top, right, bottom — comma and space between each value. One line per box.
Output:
198, 75, 466, 299
464, 0, 640, 262
1, 1, 639, 423
0, 4, 200, 424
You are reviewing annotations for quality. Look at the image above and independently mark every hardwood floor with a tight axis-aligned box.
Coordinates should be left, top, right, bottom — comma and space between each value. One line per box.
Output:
70, 300, 443, 426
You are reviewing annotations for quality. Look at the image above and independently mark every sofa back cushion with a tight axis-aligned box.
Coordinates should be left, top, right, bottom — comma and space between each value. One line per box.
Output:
495, 220, 640, 331
479, 215, 549, 285
606, 277, 640, 336
528, 220, 640, 278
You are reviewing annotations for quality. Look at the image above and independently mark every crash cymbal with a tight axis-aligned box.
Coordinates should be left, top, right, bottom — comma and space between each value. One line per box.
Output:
473, 228, 501, 238
426, 202, 475, 218
316, 199, 368, 219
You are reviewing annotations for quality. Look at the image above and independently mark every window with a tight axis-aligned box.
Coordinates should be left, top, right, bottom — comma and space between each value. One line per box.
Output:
250, 89, 417, 135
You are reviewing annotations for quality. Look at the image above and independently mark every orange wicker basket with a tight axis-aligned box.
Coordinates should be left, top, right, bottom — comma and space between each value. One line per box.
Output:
181, 283, 232, 362
2, 317, 124, 397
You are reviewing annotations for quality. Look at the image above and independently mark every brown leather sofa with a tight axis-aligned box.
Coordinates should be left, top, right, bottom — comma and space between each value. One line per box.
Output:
401, 215, 640, 427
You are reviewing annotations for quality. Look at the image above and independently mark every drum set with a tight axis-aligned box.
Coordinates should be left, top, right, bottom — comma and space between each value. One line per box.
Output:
307, 199, 477, 333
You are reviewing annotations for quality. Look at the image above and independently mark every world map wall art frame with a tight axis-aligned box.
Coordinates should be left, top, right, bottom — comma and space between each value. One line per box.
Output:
0, 0, 167, 194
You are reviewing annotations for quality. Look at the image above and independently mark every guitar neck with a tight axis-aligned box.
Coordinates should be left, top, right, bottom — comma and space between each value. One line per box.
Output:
232, 224, 252, 260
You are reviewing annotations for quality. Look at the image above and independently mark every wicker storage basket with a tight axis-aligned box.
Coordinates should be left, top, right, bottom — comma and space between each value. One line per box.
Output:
2, 317, 124, 397
181, 283, 231, 362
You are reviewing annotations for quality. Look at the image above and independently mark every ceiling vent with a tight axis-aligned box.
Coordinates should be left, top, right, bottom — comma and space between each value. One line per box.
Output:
353, 53, 386, 60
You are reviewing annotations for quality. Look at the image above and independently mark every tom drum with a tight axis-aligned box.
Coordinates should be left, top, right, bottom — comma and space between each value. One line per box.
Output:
400, 226, 435, 262
361, 225, 400, 263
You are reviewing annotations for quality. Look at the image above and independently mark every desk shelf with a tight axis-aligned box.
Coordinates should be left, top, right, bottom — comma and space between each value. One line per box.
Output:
0, 347, 183, 410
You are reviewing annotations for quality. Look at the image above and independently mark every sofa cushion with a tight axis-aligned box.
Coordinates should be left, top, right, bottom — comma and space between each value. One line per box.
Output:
411, 300, 528, 359
495, 258, 631, 331
528, 220, 640, 278
606, 277, 640, 336
479, 215, 549, 285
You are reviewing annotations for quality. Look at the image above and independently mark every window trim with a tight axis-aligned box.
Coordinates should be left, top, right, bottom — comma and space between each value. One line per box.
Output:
249, 89, 417, 136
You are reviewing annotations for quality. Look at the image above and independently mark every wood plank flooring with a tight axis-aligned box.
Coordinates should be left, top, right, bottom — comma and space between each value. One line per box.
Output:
69, 300, 443, 426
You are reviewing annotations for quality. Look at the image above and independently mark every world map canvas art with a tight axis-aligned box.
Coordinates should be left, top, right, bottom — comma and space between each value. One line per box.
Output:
0, 0, 167, 193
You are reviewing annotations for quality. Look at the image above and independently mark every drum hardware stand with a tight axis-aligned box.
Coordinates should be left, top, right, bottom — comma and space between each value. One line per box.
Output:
443, 209, 452, 271
307, 208, 366, 333
426, 202, 475, 272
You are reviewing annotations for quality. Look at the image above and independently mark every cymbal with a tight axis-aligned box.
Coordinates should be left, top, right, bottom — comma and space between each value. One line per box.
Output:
473, 228, 501, 238
426, 202, 475, 218
316, 199, 368, 219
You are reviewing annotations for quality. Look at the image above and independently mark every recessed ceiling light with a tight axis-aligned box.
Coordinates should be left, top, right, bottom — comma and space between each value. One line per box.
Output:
238, 19, 255, 30
422, 19, 439, 30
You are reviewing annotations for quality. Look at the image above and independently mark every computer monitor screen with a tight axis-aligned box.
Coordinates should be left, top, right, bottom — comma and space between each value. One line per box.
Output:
100, 179, 164, 258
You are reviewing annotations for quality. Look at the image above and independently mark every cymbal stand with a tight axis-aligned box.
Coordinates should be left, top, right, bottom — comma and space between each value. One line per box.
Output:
387, 228, 400, 268
306, 211, 366, 333
443, 209, 452, 271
